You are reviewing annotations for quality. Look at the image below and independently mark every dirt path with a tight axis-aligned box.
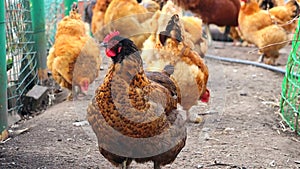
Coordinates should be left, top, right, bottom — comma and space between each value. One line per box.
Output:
1, 42, 299, 169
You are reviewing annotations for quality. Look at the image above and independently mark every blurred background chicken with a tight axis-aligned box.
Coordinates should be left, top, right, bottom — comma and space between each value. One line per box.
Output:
87, 31, 186, 169
257, 0, 285, 9
47, 3, 102, 100
143, 1, 207, 58
219, 0, 291, 47
239, 0, 300, 65
84, 0, 97, 27
181, 16, 208, 57
171, 0, 241, 45
90, 0, 112, 35
102, 0, 153, 48
91, 0, 161, 50
142, 10, 209, 123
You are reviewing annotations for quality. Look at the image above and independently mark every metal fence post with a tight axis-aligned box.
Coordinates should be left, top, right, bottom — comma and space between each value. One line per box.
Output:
64, 0, 78, 16
30, 0, 48, 81
0, 0, 8, 141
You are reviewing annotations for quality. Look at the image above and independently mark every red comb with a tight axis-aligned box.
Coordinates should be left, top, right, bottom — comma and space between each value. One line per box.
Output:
103, 31, 120, 43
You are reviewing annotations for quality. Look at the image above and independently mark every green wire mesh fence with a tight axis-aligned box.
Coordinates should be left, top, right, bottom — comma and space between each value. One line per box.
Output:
280, 21, 300, 135
5, 0, 38, 116
4, 0, 89, 120
45, 0, 64, 48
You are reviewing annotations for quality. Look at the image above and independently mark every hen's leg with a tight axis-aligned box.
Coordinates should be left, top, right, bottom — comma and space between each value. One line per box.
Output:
187, 110, 203, 123
120, 159, 129, 169
121, 161, 126, 169
67, 92, 73, 101
257, 54, 264, 63
204, 24, 212, 46
154, 161, 161, 169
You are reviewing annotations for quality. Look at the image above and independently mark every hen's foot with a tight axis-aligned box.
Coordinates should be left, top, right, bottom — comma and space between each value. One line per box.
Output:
264, 58, 276, 65
66, 93, 73, 101
257, 54, 264, 63
187, 112, 203, 124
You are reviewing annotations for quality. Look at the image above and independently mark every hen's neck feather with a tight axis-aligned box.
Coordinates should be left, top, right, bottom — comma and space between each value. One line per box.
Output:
111, 45, 149, 86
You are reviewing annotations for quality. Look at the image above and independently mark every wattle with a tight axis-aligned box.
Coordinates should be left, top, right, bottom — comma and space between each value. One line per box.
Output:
105, 49, 116, 57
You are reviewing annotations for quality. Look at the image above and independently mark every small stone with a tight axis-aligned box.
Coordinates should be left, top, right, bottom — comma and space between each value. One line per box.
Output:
269, 160, 276, 167
197, 164, 203, 168
204, 133, 210, 141
224, 127, 235, 133
240, 92, 247, 96
202, 127, 210, 132
73, 120, 89, 127
47, 128, 56, 132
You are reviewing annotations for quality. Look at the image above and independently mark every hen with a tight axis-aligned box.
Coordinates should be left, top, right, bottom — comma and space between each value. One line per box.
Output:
223, 0, 287, 46
268, 0, 300, 33
239, 0, 299, 65
142, 12, 209, 123
91, 0, 113, 35
143, 1, 207, 57
171, 0, 241, 45
94, 0, 158, 49
87, 31, 186, 169
47, 3, 102, 100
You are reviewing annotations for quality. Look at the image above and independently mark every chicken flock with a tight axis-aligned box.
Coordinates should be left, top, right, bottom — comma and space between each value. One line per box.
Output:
46, 0, 300, 168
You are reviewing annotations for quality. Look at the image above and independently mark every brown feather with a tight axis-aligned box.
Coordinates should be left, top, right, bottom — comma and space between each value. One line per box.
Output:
87, 36, 186, 168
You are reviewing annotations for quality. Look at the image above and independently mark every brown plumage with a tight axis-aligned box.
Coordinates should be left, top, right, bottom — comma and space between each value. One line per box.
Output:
47, 3, 101, 100
142, 12, 209, 122
91, 0, 112, 34
239, 0, 299, 65
172, 0, 241, 26
87, 32, 186, 169
171, 0, 240, 45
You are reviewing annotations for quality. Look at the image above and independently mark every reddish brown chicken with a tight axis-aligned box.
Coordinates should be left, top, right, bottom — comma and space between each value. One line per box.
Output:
87, 31, 186, 169
172, 0, 241, 26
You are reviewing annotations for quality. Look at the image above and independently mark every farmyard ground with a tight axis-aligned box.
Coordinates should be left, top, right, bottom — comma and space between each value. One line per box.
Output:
1, 41, 300, 169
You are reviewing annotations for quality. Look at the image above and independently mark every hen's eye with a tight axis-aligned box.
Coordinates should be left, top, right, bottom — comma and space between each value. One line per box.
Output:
108, 39, 119, 49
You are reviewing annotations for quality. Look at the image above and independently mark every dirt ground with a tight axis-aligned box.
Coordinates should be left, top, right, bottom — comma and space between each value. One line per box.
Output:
1, 40, 300, 169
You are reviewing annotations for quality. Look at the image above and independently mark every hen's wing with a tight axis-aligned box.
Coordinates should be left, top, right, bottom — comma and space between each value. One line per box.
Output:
87, 67, 186, 163
146, 71, 181, 104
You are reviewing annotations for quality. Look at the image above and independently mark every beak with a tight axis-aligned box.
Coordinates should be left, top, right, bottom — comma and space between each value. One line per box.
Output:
100, 42, 108, 48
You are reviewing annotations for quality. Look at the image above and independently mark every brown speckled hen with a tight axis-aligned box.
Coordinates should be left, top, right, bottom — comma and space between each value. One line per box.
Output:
87, 31, 186, 169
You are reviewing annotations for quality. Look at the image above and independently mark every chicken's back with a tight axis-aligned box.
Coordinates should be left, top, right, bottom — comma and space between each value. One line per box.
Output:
268, 0, 300, 33
87, 65, 186, 166
253, 25, 288, 58
91, 0, 112, 34
173, 0, 241, 26
103, 0, 153, 48
239, 2, 274, 40
56, 12, 86, 37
